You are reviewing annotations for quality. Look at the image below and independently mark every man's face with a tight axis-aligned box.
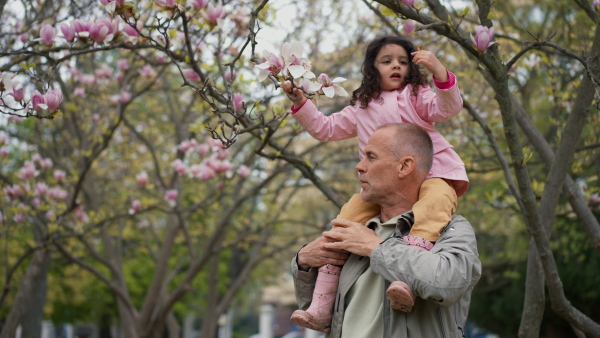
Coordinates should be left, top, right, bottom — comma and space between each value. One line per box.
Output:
355, 128, 400, 204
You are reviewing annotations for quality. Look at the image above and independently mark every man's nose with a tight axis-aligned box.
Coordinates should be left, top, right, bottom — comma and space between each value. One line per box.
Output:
355, 158, 366, 173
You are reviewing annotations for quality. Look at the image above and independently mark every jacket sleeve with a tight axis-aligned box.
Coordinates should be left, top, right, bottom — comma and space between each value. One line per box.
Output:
291, 99, 358, 142
291, 253, 319, 310
370, 215, 481, 307
413, 71, 463, 123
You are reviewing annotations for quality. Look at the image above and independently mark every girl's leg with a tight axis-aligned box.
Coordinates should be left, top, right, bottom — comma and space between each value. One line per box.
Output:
386, 178, 458, 312
290, 194, 380, 332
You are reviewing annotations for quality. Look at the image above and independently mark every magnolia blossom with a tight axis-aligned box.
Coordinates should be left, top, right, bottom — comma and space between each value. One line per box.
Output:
129, 199, 142, 214
178, 139, 198, 152
120, 91, 132, 103
401, 0, 414, 6
31, 92, 46, 111
32, 198, 41, 209
14, 213, 24, 223
200, 165, 216, 181
172, 159, 187, 175
90, 19, 119, 43
41, 158, 53, 169
0, 147, 9, 157
164, 189, 178, 206
48, 187, 68, 200
139, 65, 155, 78
18, 161, 38, 179
39, 24, 56, 46
189, 0, 208, 10
35, 182, 49, 197
46, 210, 56, 221
233, 93, 244, 111
310, 73, 348, 98
197, 143, 210, 155
1, 72, 15, 92
95, 66, 114, 78
60, 23, 76, 42
136, 170, 149, 187
256, 50, 285, 81
32, 154, 42, 163
100, 0, 126, 7
73, 20, 93, 39
471, 25, 495, 52
237, 165, 250, 178
79, 74, 96, 86
9, 81, 25, 101
44, 89, 63, 113
74, 87, 86, 98
281, 41, 315, 79
183, 69, 201, 83
123, 22, 143, 37
117, 59, 129, 71
54, 169, 66, 181
19, 33, 28, 43
403, 21, 415, 35
206, 3, 226, 24
225, 71, 236, 82
594, 0, 600, 8
4, 185, 23, 201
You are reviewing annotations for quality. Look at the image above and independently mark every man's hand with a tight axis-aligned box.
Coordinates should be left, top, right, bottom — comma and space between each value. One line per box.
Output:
297, 236, 349, 270
323, 219, 383, 257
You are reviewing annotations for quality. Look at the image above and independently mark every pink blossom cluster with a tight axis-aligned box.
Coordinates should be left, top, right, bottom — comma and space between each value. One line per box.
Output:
167, 137, 252, 182
59, 18, 121, 45
1, 72, 63, 115
256, 42, 348, 99
30, 89, 64, 113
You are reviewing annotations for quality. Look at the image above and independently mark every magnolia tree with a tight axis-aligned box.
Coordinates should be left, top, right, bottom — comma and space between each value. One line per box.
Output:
1, 0, 600, 336
0, 0, 351, 337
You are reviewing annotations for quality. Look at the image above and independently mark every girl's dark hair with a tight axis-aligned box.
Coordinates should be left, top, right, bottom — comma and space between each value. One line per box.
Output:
350, 36, 429, 109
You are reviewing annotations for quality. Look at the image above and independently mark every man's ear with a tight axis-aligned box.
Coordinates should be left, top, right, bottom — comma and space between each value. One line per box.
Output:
396, 156, 416, 178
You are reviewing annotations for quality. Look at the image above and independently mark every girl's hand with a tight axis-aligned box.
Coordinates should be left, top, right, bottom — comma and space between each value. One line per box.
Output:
411, 50, 448, 82
281, 81, 307, 107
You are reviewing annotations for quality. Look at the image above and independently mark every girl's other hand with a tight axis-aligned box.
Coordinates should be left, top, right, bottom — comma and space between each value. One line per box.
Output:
411, 50, 448, 82
281, 81, 307, 107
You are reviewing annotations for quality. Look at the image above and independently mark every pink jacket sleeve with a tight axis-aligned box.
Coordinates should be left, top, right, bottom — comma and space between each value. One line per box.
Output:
290, 99, 358, 142
413, 71, 463, 123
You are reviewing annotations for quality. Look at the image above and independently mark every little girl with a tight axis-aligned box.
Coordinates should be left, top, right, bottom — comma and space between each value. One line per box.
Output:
282, 36, 468, 332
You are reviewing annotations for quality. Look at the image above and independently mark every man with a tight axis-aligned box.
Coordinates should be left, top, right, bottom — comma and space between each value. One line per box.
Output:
291, 123, 482, 337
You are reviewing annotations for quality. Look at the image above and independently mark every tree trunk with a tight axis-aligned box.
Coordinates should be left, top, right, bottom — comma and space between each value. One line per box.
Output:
0, 249, 51, 338
21, 249, 51, 338
519, 240, 545, 338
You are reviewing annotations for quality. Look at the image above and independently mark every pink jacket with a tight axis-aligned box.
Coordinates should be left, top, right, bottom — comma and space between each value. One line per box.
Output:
291, 74, 469, 197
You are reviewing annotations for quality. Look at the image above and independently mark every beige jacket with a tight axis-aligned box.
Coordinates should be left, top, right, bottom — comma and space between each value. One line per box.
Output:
291, 214, 482, 338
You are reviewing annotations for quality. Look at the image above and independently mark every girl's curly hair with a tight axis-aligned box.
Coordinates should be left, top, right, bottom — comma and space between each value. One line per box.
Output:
350, 36, 429, 109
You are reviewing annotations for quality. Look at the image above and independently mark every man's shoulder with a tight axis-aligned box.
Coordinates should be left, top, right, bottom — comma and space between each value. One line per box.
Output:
441, 214, 475, 235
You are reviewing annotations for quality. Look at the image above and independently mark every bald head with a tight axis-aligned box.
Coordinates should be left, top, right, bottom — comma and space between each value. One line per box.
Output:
379, 123, 433, 180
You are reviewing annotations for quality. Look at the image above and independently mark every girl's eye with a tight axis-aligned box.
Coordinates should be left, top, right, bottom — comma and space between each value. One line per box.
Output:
382, 60, 391, 64
401, 61, 408, 65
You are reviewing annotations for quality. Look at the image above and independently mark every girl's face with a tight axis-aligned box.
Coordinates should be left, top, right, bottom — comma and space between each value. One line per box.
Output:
374, 44, 410, 91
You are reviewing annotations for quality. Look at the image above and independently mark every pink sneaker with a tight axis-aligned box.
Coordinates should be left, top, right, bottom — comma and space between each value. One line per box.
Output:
386, 280, 416, 312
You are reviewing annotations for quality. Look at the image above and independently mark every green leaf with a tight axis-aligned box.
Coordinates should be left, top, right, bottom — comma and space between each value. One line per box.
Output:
168, 29, 178, 39
487, 11, 494, 19
460, 6, 469, 17
381, 7, 396, 16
